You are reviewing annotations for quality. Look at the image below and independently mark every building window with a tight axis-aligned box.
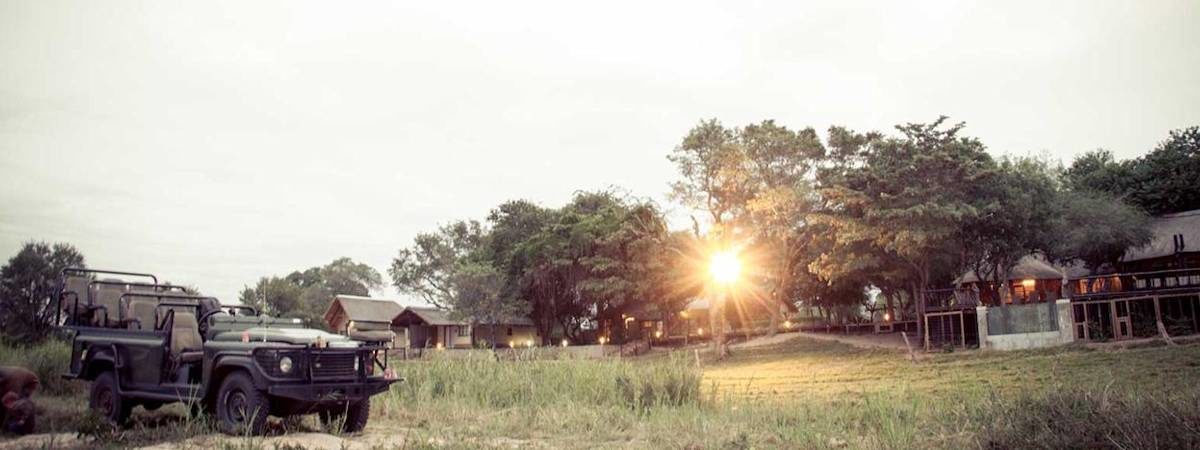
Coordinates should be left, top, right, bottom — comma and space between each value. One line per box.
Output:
457, 325, 470, 337
1136, 279, 1147, 289
506, 327, 513, 336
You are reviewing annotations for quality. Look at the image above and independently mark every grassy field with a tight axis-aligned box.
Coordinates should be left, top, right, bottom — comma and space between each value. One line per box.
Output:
3, 336, 1200, 449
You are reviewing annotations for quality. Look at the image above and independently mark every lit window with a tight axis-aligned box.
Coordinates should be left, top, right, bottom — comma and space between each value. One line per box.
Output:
457, 325, 470, 337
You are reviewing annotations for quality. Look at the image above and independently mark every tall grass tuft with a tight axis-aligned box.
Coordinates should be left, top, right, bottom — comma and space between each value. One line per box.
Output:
0, 338, 78, 395
970, 389, 1200, 449
386, 351, 701, 411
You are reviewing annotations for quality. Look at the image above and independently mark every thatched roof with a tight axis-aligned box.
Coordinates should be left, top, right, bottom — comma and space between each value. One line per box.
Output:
323, 295, 405, 327
1123, 209, 1200, 262
958, 255, 1065, 284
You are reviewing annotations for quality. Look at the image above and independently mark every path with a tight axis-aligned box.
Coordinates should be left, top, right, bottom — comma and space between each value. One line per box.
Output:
729, 330, 909, 351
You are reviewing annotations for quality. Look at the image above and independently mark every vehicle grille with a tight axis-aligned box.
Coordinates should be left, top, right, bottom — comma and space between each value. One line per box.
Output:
310, 351, 357, 380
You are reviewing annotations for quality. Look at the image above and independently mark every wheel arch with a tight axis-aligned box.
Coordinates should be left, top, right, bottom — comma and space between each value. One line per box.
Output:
204, 356, 264, 407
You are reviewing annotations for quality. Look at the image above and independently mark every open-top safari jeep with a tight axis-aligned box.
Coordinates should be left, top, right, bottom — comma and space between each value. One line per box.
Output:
55, 268, 399, 435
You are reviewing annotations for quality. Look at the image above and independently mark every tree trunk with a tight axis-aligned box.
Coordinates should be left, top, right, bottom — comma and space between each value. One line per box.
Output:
709, 291, 729, 359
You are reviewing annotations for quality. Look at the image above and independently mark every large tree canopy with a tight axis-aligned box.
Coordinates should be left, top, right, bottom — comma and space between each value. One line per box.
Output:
1065, 126, 1200, 215
240, 257, 382, 330
0, 241, 86, 343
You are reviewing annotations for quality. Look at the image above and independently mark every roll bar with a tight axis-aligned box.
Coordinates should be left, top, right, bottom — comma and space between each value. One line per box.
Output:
61, 267, 157, 284
120, 292, 219, 330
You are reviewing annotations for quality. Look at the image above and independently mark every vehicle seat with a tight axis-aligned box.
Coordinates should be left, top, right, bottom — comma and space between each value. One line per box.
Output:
92, 280, 127, 328
170, 311, 204, 364
125, 294, 159, 330
62, 275, 91, 323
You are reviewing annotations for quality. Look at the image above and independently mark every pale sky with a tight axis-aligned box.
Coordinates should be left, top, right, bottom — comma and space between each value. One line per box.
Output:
2, 1, 1198, 304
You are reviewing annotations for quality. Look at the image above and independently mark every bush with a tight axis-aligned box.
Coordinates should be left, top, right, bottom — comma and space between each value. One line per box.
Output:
0, 338, 78, 395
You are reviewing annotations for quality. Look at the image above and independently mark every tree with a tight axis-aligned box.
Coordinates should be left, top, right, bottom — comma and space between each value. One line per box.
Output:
742, 120, 825, 336
1049, 190, 1153, 271
961, 157, 1059, 308
814, 118, 992, 338
241, 258, 382, 330
239, 276, 302, 318
1062, 149, 1130, 197
1125, 126, 1200, 215
390, 221, 486, 309
320, 257, 383, 296
513, 191, 674, 344
447, 262, 528, 348
1064, 127, 1200, 215
667, 119, 754, 358
0, 241, 86, 343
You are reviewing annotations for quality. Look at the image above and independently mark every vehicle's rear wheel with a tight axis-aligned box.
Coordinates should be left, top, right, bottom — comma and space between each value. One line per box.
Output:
319, 398, 370, 433
215, 372, 269, 435
89, 371, 131, 427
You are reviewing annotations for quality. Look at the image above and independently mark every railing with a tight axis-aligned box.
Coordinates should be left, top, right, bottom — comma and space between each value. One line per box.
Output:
1068, 267, 1200, 299
924, 288, 980, 311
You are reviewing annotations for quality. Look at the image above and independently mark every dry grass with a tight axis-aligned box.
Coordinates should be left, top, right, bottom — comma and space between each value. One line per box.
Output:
5, 336, 1200, 449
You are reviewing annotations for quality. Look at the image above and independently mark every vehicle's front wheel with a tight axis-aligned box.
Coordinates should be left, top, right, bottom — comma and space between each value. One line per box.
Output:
215, 372, 269, 435
319, 398, 370, 433
89, 371, 131, 427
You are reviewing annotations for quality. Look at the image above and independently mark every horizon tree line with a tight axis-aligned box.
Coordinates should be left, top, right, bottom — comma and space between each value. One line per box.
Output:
1, 121, 1195, 347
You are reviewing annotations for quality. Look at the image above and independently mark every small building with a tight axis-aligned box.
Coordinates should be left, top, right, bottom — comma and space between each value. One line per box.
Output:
1118, 209, 1200, 273
322, 295, 405, 346
391, 306, 538, 349
956, 255, 1066, 306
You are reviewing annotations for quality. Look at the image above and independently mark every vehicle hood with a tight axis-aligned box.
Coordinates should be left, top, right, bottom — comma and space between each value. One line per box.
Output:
212, 327, 359, 348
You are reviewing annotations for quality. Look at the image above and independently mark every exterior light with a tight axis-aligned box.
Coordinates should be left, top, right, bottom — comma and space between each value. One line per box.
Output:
561, 339, 569, 347
709, 250, 742, 285
884, 313, 892, 322
525, 340, 533, 347
436, 343, 443, 350
697, 328, 704, 336
508, 340, 515, 348
624, 316, 635, 323
654, 330, 662, 339
279, 356, 294, 374
784, 320, 792, 329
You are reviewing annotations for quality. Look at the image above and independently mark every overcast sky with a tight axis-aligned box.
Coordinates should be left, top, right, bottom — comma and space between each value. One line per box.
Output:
2, 1, 1198, 304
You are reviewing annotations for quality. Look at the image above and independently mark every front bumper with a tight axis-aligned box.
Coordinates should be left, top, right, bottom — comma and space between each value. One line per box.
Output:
267, 377, 397, 403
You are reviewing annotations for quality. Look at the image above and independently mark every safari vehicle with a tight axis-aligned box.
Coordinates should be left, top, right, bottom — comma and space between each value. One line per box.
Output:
55, 268, 399, 435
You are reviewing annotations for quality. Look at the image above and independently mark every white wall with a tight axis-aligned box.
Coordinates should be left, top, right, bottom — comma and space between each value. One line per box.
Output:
976, 299, 1075, 351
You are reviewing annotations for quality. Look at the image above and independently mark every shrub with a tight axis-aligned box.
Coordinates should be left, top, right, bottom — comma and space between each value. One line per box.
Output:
0, 338, 78, 395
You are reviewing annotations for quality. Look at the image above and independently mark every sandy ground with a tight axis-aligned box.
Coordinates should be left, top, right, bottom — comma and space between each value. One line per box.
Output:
729, 330, 909, 351
0, 426, 545, 450
0, 432, 86, 449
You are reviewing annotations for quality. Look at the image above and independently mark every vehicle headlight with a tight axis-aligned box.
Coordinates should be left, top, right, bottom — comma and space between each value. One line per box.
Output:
279, 356, 294, 374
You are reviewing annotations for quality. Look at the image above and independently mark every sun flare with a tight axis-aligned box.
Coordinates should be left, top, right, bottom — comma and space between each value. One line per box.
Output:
709, 250, 742, 285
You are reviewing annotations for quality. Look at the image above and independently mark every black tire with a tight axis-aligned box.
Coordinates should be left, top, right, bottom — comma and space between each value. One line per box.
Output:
89, 371, 132, 427
215, 372, 269, 435
318, 398, 370, 433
